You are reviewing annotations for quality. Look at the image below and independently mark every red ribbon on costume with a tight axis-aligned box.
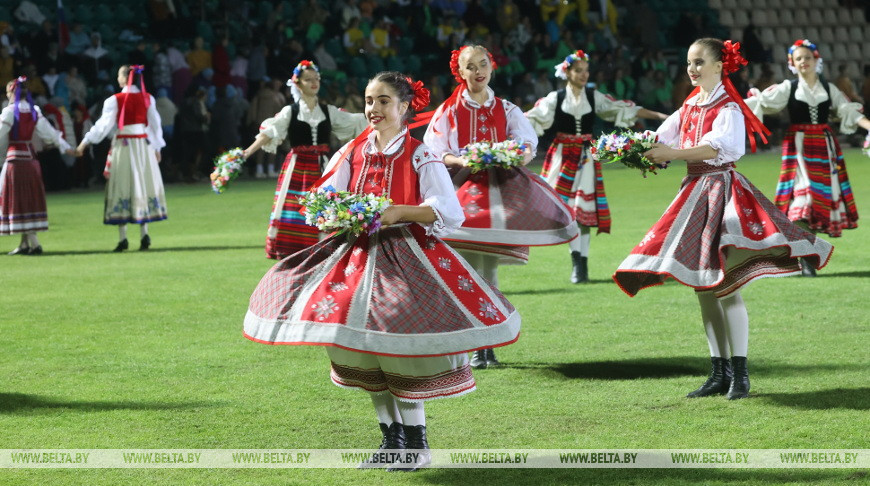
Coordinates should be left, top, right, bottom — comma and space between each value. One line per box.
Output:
407, 77, 430, 111
118, 65, 149, 131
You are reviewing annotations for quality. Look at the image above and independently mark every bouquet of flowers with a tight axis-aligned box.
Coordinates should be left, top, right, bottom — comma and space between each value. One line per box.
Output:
210, 148, 246, 193
590, 131, 667, 177
461, 139, 527, 173
299, 185, 392, 236
863, 133, 870, 158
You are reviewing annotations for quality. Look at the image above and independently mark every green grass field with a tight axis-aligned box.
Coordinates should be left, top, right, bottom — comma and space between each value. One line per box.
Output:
1, 149, 867, 485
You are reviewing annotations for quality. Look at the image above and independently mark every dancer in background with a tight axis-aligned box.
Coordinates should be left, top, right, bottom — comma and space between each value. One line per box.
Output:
526, 50, 668, 283
425, 44, 577, 369
613, 38, 833, 400
1, 76, 72, 254
244, 73, 520, 471
76, 65, 166, 252
745, 39, 870, 276
242, 60, 366, 259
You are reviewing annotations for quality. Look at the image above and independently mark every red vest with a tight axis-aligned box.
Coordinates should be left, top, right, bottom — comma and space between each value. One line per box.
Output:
455, 97, 507, 147
348, 134, 422, 205
114, 92, 149, 126
678, 92, 731, 150
6, 112, 37, 161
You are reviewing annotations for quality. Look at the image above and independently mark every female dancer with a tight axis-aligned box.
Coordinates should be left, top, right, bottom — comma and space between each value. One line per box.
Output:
243, 73, 520, 471
745, 39, 870, 276
76, 65, 166, 252
242, 60, 367, 259
613, 39, 833, 400
1, 77, 72, 254
526, 50, 668, 283
424, 44, 577, 369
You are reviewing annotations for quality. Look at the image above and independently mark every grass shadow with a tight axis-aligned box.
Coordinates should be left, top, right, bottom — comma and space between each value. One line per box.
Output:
758, 387, 870, 410
0, 393, 219, 414
504, 280, 615, 295
42, 245, 264, 256
511, 357, 868, 381
816, 270, 870, 278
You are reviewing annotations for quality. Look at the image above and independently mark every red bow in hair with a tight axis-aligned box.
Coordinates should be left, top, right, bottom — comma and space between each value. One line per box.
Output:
449, 46, 498, 85
721, 40, 747, 75
407, 77, 430, 111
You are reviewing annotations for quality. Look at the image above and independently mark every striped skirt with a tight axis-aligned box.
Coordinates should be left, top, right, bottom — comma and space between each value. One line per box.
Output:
0, 152, 48, 235
775, 124, 857, 237
541, 133, 611, 233
265, 146, 328, 260
613, 163, 833, 298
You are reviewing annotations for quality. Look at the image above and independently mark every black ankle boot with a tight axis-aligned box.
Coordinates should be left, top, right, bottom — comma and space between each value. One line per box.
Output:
686, 357, 733, 398
800, 257, 816, 277
470, 349, 487, 369
140, 234, 151, 251
484, 348, 502, 367
387, 424, 431, 472
113, 239, 129, 252
359, 422, 406, 469
570, 251, 589, 283
727, 356, 750, 400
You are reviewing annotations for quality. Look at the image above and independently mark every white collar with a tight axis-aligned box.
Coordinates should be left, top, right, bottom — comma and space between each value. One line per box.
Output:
366, 127, 407, 156
121, 85, 142, 94
461, 86, 495, 108
687, 82, 726, 106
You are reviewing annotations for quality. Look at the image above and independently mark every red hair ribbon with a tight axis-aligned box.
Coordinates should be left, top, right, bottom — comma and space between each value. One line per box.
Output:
721, 40, 747, 75
118, 65, 149, 131
407, 77, 430, 111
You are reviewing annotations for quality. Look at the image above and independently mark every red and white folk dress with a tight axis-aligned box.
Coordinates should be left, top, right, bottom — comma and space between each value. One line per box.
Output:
82, 86, 167, 225
244, 129, 521, 401
257, 102, 366, 259
0, 102, 70, 234
613, 83, 833, 298
424, 87, 577, 264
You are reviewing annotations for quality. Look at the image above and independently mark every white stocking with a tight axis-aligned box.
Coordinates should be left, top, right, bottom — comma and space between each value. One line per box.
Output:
118, 224, 127, 241
396, 400, 426, 427
26, 231, 39, 248
721, 291, 749, 357
140, 223, 149, 237
460, 251, 499, 288
568, 225, 591, 255
697, 291, 730, 358
370, 392, 401, 425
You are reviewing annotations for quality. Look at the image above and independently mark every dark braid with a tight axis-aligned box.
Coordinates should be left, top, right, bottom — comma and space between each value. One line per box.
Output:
369, 71, 414, 123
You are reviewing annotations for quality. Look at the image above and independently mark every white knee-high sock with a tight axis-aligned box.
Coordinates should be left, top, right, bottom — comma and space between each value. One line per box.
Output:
140, 223, 149, 237
370, 393, 402, 425
396, 400, 425, 427
568, 226, 591, 254
118, 224, 127, 241
697, 291, 730, 358
480, 255, 499, 288
721, 292, 749, 357
26, 231, 39, 248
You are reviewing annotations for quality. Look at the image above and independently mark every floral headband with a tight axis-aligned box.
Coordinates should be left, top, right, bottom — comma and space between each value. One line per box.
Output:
289, 60, 319, 84
449, 46, 497, 85
787, 39, 823, 74
554, 50, 590, 80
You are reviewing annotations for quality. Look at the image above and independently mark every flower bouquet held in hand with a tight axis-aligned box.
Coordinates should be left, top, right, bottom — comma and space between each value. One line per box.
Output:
591, 131, 668, 177
300, 185, 392, 236
210, 148, 246, 193
461, 139, 528, 173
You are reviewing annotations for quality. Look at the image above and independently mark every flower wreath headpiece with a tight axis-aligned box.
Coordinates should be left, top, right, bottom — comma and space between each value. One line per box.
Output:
787, 39, 823, 75
554, 49, 590, 80
287, 60, 320, 102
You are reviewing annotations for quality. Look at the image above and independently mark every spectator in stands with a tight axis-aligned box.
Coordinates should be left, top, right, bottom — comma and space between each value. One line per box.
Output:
370, 18, 395, 58
497, 0, 521, 33
152, 43, 171, 92
168, 43, 192, 103
835, 64, 863, 104
186, 37, 212, 78
0, 46, 15, 88
753, 63, 776, 92
246, 45, 268, 96
862, 65, 870, 113
66, 23, 90, 57
155, 88, 177, 141
343, 17, 366, 55
339, 0, 361, 30
742, 22, 769, 65
82, 33, 111, 84
245, 78, 286, 178
229, 48, 249, 98
176, 86, 210, 181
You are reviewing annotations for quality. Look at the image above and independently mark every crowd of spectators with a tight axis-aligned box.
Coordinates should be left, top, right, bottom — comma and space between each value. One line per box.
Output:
1, 0, 867, 189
